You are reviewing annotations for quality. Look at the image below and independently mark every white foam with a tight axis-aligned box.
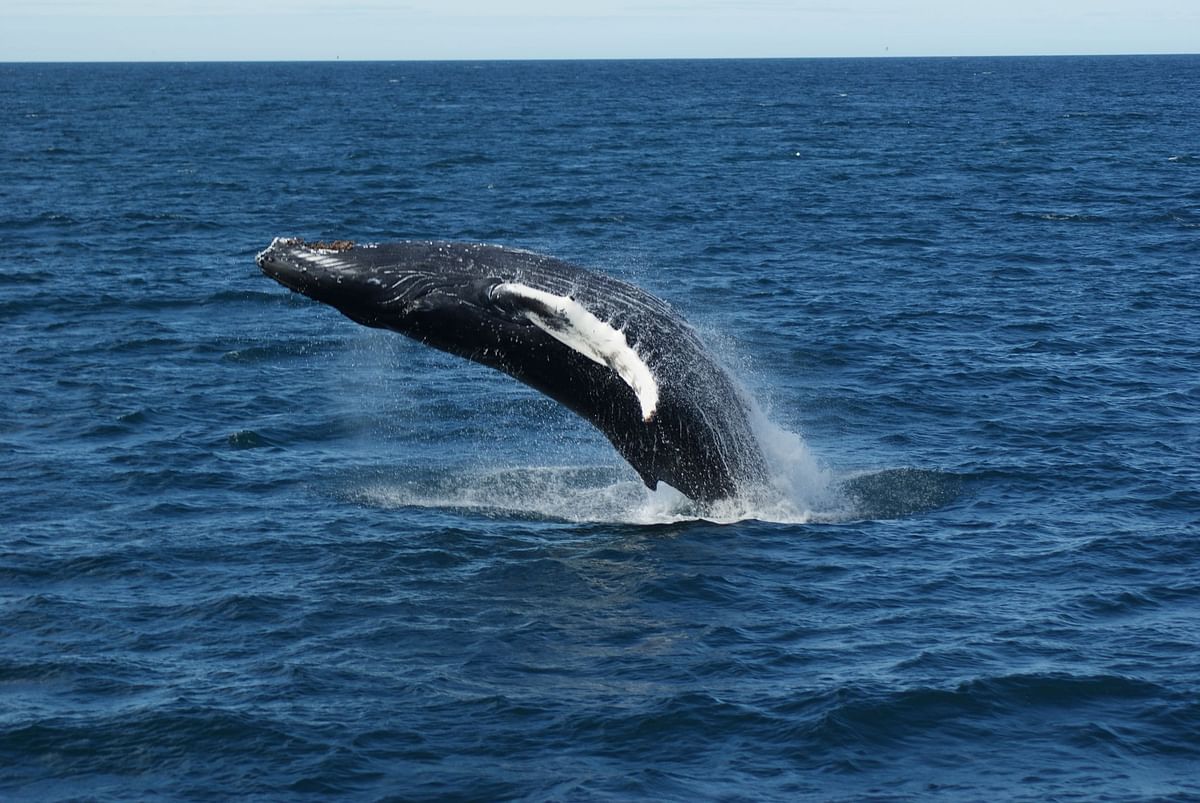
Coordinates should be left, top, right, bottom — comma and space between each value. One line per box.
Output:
349, 466, 735, 525
346, 406, 850, 527
493, 282, 659, 422
349, 462, 850, 526
744, 405, 843, 522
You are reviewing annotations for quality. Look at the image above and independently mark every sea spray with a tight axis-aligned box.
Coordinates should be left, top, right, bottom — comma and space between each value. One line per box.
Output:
345, 413, 848, 526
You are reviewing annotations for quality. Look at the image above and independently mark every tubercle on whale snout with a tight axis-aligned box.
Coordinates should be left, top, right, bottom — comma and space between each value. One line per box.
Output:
304, 239, 356, 252
265, 237, 356, 253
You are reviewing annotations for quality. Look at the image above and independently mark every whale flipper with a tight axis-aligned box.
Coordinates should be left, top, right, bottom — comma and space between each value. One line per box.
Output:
490, 282, 660, 423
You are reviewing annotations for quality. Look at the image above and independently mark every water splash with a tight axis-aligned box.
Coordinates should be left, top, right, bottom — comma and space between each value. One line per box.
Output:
349, 466, 708, 526
344, 420, 871, 526
346, 431, 962, 526
741, 405, 842, 522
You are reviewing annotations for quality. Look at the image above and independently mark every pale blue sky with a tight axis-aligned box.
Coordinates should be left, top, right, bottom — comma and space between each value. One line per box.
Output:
2, 0, 1197, 62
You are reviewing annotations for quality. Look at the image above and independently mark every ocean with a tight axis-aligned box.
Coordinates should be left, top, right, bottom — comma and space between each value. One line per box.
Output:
1, 56, 1198, 801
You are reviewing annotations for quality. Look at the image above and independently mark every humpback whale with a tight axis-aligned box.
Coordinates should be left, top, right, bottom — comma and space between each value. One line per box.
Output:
256, 238, 768, 503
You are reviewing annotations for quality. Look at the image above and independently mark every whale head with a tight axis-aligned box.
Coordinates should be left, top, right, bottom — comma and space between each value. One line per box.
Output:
255, 237, 497, 332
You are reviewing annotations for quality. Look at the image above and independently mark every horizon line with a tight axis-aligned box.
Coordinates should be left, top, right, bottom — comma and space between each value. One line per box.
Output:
3, 51, 1197, 66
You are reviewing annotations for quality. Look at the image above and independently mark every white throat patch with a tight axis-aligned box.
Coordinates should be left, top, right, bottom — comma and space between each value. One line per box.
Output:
493, 282, 659, 422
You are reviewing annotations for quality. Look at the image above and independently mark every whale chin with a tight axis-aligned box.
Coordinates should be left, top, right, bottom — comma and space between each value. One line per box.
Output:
258, 237, 769, 504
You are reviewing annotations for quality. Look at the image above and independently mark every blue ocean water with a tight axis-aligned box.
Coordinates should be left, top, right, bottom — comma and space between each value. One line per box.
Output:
1, 55, 1198, 800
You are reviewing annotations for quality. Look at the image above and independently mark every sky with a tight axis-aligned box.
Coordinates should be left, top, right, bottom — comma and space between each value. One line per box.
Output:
1, 0, 1197, 62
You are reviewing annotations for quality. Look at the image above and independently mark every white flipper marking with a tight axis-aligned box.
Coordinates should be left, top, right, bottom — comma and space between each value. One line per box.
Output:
493, 283, 659, 422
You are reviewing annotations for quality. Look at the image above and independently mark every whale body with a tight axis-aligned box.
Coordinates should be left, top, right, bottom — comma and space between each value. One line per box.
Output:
257, 238, 768, 503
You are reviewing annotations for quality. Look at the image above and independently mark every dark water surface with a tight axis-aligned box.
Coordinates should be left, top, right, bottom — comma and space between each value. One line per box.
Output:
2, 57, 1198, 800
